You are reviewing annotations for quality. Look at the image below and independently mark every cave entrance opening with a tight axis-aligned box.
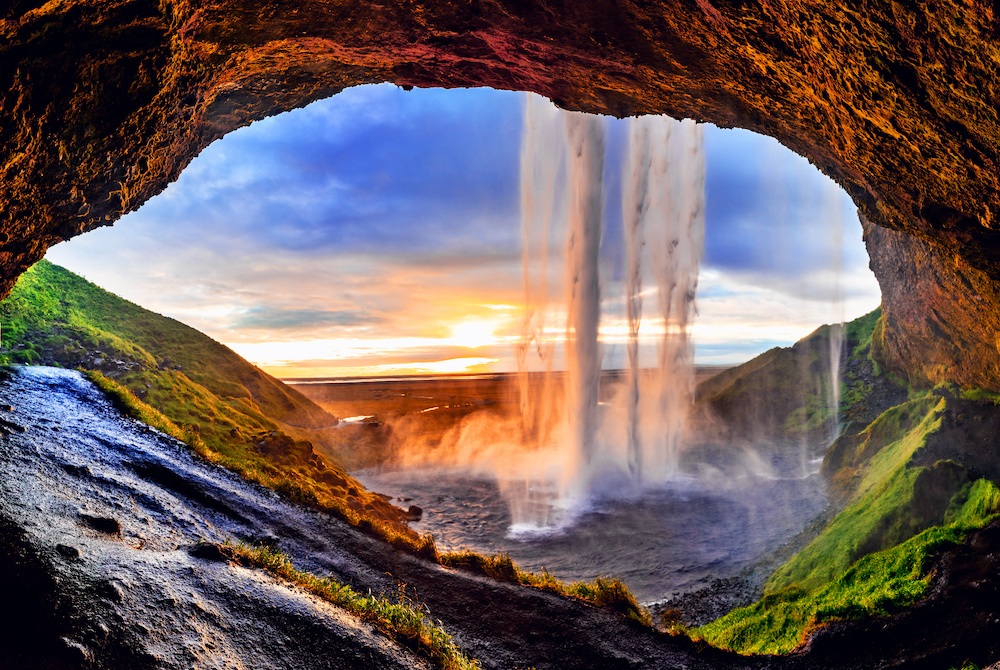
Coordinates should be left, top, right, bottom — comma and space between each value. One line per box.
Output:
46, 83, 880, 380
42, 83, 882, 602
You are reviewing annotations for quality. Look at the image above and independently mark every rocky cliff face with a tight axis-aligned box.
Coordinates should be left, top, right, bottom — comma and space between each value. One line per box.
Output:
2, 0, 999, 387
866, 216, 1000, 390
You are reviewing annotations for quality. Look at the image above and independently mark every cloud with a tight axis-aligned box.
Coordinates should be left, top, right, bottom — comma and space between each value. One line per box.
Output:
46, 85, 882, 374
231, 307, 384, 330
702, 125, 871, 281
136, 84, 522, 257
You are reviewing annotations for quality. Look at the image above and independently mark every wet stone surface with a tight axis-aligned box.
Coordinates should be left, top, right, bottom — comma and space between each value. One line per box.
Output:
1, 366, 998, 669
0, 367, 431, 670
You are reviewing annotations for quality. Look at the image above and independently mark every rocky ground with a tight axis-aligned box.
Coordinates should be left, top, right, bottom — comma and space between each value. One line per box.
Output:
2, 366, 1000, 669
651, 503, 841, 628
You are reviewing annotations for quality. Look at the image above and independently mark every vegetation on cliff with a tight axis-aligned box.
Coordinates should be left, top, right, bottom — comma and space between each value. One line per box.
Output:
694, 319, 848, 445
439, 550, 649, 625
222, 542, 481, 670
695, 478, 1000, 654
774, 395, 951, 591
0, 259, 413, 529
693, 309, 1000, 654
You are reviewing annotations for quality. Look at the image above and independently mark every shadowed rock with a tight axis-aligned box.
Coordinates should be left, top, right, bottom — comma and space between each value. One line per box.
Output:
79, 513, 121, 536
189, 541, 243, 564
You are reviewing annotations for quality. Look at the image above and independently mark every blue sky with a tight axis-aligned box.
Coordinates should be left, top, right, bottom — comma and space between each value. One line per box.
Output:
46, 84, 881, 376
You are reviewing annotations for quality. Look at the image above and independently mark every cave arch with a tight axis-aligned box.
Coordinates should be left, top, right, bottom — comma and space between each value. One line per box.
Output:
2, 0, 999, 388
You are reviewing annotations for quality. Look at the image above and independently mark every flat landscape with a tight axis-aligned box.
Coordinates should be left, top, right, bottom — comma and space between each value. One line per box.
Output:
290, 368, 730, 468
291, 368, 730, 428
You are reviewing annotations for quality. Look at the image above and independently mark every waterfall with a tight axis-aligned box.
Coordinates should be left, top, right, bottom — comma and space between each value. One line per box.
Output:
825, 179, 845, 442
651, 118, 705, 479
512, 95, 705, 527
622, 119, 651, 481
561, 112, 606, 497
518, 95, 563, 448
621, 116, 705, 482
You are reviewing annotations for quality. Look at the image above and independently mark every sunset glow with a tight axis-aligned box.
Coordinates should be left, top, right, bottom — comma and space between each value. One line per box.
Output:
269, 356, 501, 379
46, 84, 881, 378
448, 318, 505, 349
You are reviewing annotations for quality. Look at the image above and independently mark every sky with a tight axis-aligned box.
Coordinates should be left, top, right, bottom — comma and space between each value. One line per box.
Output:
45, 84, 882, 378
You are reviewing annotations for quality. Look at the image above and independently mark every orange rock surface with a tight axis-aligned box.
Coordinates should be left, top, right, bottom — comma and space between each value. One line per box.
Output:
2, 0, 998, 387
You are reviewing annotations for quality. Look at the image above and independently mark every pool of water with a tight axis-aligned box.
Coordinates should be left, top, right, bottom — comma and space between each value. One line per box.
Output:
355, 466, 827, 603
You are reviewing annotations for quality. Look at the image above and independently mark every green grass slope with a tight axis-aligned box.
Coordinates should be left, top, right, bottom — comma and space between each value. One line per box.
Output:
0, 259, 410, 528
693, 320, 847, 445
695, 478, 1000, 654
693, 308, 1000, 654
0, 260, 329, 428
696, 308, 904, 443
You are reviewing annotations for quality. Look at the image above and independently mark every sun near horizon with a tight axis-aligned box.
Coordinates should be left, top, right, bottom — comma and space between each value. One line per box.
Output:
44, 84, 881, 381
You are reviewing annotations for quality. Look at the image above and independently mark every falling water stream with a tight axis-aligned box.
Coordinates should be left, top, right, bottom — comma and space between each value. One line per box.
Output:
357, 95, 844, 602
510, 99, 707, 528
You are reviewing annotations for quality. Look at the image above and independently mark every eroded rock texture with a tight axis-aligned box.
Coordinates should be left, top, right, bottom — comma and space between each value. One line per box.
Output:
1, 0, 999, 386
867, 216, 1000, 390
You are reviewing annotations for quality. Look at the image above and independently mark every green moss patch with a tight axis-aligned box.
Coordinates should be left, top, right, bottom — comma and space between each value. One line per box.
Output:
225, 542, 481, 670
695, 479, 1000, 654
768, 396, 957, 593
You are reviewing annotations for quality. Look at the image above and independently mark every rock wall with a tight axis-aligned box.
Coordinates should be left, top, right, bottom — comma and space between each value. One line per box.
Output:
866, 216, 1000, 390
2, 0, 999, 387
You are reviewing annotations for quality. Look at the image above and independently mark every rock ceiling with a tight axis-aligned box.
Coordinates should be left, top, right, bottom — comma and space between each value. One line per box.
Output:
2, 0, 998, 387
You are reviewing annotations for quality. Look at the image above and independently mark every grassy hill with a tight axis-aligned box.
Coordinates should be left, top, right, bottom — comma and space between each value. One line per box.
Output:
0, 259, 412, 530
692, 308, 1000, 654
0, 260, 329, 426
693, 309, 887, 445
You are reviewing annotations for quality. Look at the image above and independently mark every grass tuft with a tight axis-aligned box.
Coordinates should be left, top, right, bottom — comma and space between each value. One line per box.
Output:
439, 550, 649, 625
225, 542, 480, 670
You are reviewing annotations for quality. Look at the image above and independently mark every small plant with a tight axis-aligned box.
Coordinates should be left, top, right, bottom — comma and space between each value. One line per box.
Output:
564, 575, 649, 624
439, 550, 650, 625
225, 542, 480, 670
658, 608, 689, 636
439, 550, 520, 583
